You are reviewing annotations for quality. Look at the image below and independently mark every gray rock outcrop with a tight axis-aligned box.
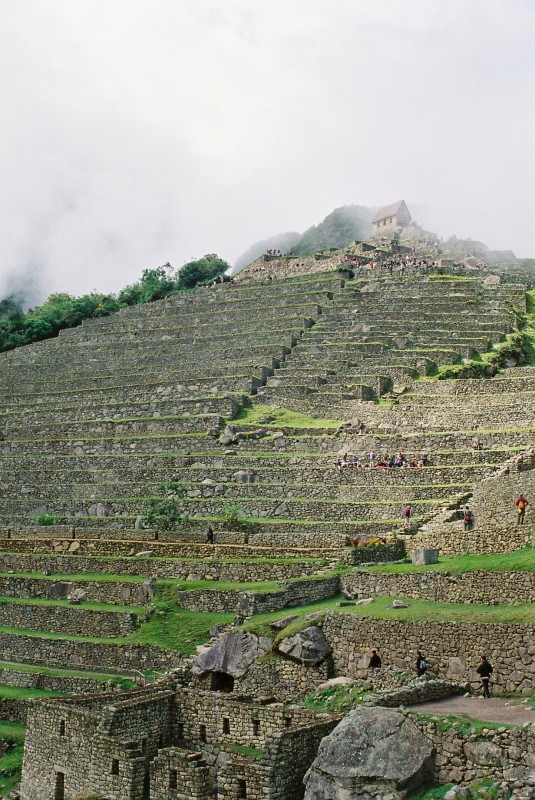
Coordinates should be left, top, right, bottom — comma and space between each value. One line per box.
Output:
303, 707, 434, 799
276, 626, 332, 666
191, 631, 271, 678
87, 502, 112, 517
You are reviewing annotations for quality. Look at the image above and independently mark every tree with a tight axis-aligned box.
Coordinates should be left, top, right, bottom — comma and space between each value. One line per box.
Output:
177, 254, 230, 290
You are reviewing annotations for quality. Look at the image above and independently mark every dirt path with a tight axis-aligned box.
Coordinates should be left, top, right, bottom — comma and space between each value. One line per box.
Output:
410, 695, 535, 726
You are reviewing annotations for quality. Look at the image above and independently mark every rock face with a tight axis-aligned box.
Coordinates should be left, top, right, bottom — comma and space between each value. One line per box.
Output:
191, 631, 271, 678
276, 626, 332, 666
303, 707, 434, 799
87, 502, 111, 517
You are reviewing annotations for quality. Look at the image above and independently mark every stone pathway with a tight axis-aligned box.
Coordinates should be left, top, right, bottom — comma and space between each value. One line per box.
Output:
411, 695, 535, 725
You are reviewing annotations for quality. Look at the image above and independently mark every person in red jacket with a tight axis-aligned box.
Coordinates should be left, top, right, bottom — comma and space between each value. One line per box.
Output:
516, 495, 529, 525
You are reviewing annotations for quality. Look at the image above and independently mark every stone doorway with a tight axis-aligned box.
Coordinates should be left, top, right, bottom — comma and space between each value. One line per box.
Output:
210, 672, 235, 692
54, 772, 65, 800
142, 767, 151, 800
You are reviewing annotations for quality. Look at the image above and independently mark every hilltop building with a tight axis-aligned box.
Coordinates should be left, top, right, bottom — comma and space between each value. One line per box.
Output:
372, 200, 411, 233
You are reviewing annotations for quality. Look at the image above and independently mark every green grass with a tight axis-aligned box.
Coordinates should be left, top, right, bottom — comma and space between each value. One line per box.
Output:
368, 547, 535, 574
232, 402, 342, 429
408, 786, 452, 800
0, 722, 25, 797
0, 606, 234, 655
221, 743, 264, 759
521, 289, 535, 365
0, 722, 25, 744
242, 595, 535, 645
0, 661, 135, 687
301, 681, 372, 713
130, 603, 235, 653
161, 578, 280, 593
0, 596, 144, 615
0, 684, 64, 701
414, 712, 515, 734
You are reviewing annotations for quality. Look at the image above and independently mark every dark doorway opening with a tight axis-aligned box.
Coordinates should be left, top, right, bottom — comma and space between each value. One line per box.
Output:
142, 768, 150, 800
54, 772, 65, 800
210, 672, 234, 692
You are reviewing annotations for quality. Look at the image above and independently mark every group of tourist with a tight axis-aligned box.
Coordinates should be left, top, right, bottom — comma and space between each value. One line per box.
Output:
341, 254, 439, 273
265, 248, 284, 257
335, 451, 429, 471
462, 495, 529, 531
367, 650, 494, 698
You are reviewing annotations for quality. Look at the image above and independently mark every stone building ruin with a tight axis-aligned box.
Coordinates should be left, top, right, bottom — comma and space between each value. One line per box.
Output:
20, 677, 338, 800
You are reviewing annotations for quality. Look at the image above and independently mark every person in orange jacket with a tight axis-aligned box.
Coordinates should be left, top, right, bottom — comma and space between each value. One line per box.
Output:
516, 495, 529, 525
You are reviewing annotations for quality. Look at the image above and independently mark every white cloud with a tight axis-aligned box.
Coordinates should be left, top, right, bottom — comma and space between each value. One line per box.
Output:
0, 0, 533, 301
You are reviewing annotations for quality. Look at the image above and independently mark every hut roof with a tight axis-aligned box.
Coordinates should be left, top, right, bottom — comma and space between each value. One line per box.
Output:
372, 200, 408, 224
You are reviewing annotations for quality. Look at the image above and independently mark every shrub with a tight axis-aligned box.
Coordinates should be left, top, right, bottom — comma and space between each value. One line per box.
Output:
218, 504, 250, 531
348, 538, 406, 565
36, 513, 61, 526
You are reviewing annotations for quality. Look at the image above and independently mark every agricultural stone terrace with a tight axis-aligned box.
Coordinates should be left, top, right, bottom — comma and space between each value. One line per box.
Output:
1, 247, 534, 798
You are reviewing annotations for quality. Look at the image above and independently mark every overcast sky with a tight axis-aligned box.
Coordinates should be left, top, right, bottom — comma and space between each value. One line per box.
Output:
0, 0, 533, 302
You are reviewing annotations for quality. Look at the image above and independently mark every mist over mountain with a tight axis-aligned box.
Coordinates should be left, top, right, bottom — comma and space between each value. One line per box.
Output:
289, 205, 375, 256
233, 231, 301, 272
234, 205, 375, 269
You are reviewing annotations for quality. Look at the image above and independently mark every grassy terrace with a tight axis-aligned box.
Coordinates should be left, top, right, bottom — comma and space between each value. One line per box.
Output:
0, 722, 25, 796
368, 548, 535, 574
0, 608, 236, 655
0, 685, 63, 701
0, 572, 344, 597
9, 583, 532, 657
22, 514, 419, 526
13, 495, 450, 508
3, 413, 223, 429
6, 423, 529, 445
0, 660, 136, 686
0, 446, 527, 462
0, 596, 145, 615
242, 596, 535, 645
233, 403, 342, 429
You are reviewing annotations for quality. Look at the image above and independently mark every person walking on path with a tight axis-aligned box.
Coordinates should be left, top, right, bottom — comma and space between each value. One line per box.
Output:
476, 654, 493, 698
205, 524, 215, 544
415, 650, 428, 677
516, 495, 529, 525
402, 505, 412, 528
463, 506, 474, 531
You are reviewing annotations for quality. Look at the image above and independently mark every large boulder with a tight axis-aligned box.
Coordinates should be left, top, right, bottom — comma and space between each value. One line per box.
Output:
276, 626, 332, 666
87, 502, 112, 517
303, 707, 434, 799
191, 631, 271, 679
411, 547, 438, 566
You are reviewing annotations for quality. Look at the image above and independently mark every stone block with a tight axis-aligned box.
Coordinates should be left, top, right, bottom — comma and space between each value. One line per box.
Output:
411, 548, 439, 566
